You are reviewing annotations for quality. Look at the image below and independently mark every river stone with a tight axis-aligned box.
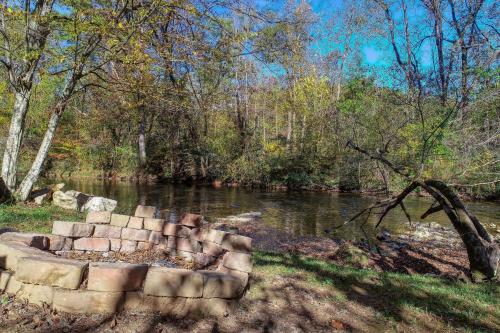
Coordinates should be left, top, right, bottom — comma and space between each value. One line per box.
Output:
143, 267, 203, 297
87, 262, 149, 292
53, 191, 78, 210
83, 196, 117, 212
16, 256, 87, 289
52, 289, 125, 314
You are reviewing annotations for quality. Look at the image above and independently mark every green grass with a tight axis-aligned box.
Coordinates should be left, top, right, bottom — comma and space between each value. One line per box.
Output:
0, 203, 83, 233
254, 251, 500, 332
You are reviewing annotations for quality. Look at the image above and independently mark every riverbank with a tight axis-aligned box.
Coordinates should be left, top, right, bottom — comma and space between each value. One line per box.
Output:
0, 204, 498, 332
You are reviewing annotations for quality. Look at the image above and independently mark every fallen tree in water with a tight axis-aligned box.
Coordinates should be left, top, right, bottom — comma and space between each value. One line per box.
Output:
346, 141, 499, 282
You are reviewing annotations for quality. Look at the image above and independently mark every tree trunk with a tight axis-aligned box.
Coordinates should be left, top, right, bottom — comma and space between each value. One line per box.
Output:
138, 111, 147, 170
1, 90, 31, 190
16, 111, 61, 201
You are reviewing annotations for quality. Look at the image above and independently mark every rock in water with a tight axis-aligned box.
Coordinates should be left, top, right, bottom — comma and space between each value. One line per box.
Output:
216, 212, 262, 223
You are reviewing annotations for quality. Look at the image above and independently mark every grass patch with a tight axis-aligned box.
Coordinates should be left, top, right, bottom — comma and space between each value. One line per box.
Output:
254, 251, 500, 332
0, 203, 83, 233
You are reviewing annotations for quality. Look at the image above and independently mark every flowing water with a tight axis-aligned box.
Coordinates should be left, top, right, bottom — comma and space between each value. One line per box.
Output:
64, 180, 499, 241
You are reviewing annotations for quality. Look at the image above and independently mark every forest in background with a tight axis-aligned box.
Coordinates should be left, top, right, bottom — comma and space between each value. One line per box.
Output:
0, 0, 498, 199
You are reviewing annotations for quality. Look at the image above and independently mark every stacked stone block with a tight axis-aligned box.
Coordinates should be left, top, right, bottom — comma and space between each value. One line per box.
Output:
0, 205, 253, 316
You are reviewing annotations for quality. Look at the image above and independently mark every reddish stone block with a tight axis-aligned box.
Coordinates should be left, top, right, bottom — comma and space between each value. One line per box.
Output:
137, 242, 153, 250
93, 225, 122, 238
148, 231, 165, 245
120, 240, 137, 253
166, 237, 201, 253
110, 238, 121, 251
179, 213, 203, 228
52, 221, 94, 237
162, 223, 190, 237
73, 238, 110, 252
203, 242, 225, 257
87, 262, 148, 292
221, 233, 252, 253
189, 228, 206, 241
121, 228, 151, 242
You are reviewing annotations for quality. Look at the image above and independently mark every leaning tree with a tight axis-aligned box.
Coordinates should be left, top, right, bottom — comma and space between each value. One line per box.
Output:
342, 0, 499, 281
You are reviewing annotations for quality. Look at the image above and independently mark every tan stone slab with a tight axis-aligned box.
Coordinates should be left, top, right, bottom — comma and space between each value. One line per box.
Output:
17, 283, 54, 306
189, 228, 206, 242
121, 228, 150, 242
52, 221, 94, 237
2, 271, 22, 294
16, 256, 87, 289
124, 292, 190, 316
217, 266, 250, 287
179, 213, 202, 228
166, 237, 201, 253
52, 289, 124, 314
143, 218, 164, 232
46, 234, 66, 251
222, 252, 253, 273
127, 216, 144, 229
0, 232, 49, 250
110, 214, 130, 227
93, 225, 122, 238
201, 270, 246, 299
134, 205, 158, 218
202, 242, 225, 257
221, 233, 252, 253
110, 238, 121, 251
163, 223, 190, 238
73, 238, 110, 252
143, 267, 203, 297
88, 262, 148, 292
0, 240, 53, 270
148, 231, 165, 245
86, 211, 111, 224
119, 240, 137, 253
204, 229, 226, 244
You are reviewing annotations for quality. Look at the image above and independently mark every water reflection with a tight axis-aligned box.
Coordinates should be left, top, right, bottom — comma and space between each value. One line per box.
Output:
64, 180, 499, 241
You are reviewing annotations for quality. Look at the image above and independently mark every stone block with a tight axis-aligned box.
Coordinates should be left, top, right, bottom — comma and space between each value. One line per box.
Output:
127, 216, 144, 229
203, 242, 225, 257
221, 234, 252, 253
179, 213, 202, 228
143, 267, 203, 297
93, 225, 122, 238
204, 229, 226, 244
193, 253, 216, 268
87, 262, 148, 292
201, 270, 246, 298
46, 234, 66, 251
217, 265, 250, 287
17, 283, 54, 306
52, 289, 124, 313
16, 256, 87, 289
124, 292, 190, 316
120, 240, 137, 253
110, 214, 130, 227
137, 242, 153, 250
222, 252, 253, 273
189, 228, 205, 241
52, 221, 94, 237
73, 238, 110, 252
0, 232, 48, 250
0, 269, 18, 293
0, 240, 52, 270
121, 228, 151, 242
163, 223, 190, 238
134, 205, 158, 218
166, 237, 201, 253
148, 231, 165, 245
143, 218, 164, 232
110, 238, 121, 251
86, 211, 111, 224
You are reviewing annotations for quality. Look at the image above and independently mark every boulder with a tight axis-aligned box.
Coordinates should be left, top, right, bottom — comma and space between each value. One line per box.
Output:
53, 191, 78, 210
83, 196, 117, 212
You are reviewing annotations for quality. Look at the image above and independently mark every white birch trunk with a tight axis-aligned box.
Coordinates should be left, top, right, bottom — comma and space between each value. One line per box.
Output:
1, 90, 31, 190
16, 111, 61, 200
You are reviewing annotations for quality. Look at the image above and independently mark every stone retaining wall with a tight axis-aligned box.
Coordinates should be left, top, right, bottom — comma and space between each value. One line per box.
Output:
0, 205, 252, 316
